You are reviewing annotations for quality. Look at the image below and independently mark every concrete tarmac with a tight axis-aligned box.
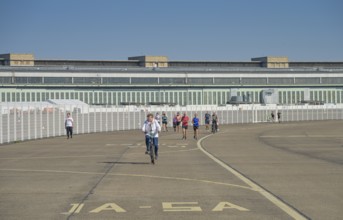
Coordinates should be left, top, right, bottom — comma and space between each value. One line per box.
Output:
0, 121, 342, 220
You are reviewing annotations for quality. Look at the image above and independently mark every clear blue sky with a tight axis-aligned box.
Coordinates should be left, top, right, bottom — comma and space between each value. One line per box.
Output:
1, 0, 342, 61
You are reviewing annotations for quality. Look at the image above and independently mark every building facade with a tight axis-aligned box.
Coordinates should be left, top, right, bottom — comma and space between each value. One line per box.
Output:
0, 54, 342, 105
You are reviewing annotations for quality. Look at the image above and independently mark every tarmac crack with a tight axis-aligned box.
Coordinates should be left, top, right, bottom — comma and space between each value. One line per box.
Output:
66, 146, 130, 220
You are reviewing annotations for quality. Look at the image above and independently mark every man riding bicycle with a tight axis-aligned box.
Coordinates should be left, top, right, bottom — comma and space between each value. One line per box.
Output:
142, 113, 161, 159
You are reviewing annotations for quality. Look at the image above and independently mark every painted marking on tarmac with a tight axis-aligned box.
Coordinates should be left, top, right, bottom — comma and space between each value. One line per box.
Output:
0, 168, 252, 191
163, 202, 202, 212
139, 206, 152, 209
62, 201, 249, 214
0, 155, 122, 160
177, 143, 188, 146
167, 145, 186, 148
260, 135, 343, 138
197, 134, 308, 220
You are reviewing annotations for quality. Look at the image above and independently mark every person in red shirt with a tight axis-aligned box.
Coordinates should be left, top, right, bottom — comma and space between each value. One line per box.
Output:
181, 112, 189, 140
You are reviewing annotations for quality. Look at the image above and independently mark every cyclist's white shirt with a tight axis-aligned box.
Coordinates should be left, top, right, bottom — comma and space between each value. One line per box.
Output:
142, 119, 161, 137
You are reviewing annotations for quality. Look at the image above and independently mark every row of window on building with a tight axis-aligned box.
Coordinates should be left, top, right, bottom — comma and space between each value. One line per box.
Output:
1, 76, 343, 85
0, 89, 342, 105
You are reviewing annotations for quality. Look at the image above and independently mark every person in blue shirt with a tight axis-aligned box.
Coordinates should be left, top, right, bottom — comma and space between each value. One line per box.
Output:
192, 113, 200, 140
204, 112, 210, 131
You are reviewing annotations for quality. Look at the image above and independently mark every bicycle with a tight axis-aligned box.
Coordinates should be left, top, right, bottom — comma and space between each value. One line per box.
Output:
148, 132, 156, 165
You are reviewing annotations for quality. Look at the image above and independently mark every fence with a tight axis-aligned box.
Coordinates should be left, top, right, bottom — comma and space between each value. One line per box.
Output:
1, 103, 343, 144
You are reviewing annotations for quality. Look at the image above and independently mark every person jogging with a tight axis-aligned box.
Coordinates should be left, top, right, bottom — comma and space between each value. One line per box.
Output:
172, 114, 178, 132
142, 113, 161, 159
176, 112, 182, 133
161, 112, 168, 132
65, 112, 74, 139
192, 113, 199, 140
181, 112, 189, 140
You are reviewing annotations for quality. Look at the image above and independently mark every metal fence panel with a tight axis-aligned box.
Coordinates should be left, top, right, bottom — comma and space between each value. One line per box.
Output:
1, 103, 343, 144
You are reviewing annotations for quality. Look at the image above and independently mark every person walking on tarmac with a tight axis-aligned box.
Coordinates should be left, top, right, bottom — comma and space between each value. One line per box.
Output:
211, 112, 219, 133
277, 112, 281, 123
65, 112, 74, 139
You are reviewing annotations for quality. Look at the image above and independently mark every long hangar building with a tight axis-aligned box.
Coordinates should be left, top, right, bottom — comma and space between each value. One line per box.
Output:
0, 53, 343, 105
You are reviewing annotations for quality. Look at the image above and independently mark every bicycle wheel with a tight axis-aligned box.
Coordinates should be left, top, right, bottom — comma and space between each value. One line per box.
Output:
149, 139, 155, 164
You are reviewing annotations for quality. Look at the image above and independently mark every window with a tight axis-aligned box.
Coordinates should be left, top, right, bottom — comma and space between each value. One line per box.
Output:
287, 91, 291, 104
295, 78, 320, 84
151, 92, 155, 102
89, 93, 93, 104
164, 92, 169, 102
132, 92, 136, 102
178, 92, 183, 105
16, 93, 20, 102
131, 78, 158, 84
102, 77, 130, 84
241, 78, 267, 85
188, 78, 212, 85
94, 92, 98, 103
26, 92, 30, 101
31, 92, 35, 101
74, 77, 101, 84
127, 92, 131, 102
103, 92, 107, 103
268, 78, 294, 85
183, 92, 187, 105
142, 92, 146, 103
118, 92, 122, 104
0, 77, 11, 84
80, 92, 84, 101
84, 92, 88, 103
337, 91, 341, 103
213, 92, 217, 105
159, 78, 186, 84
137, 92, 140, 103
113, 92, 117, 105
122, 92, 126, 102
214, 78, 240, 85
108, 92, 112, 104
44, 77, 72, 84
